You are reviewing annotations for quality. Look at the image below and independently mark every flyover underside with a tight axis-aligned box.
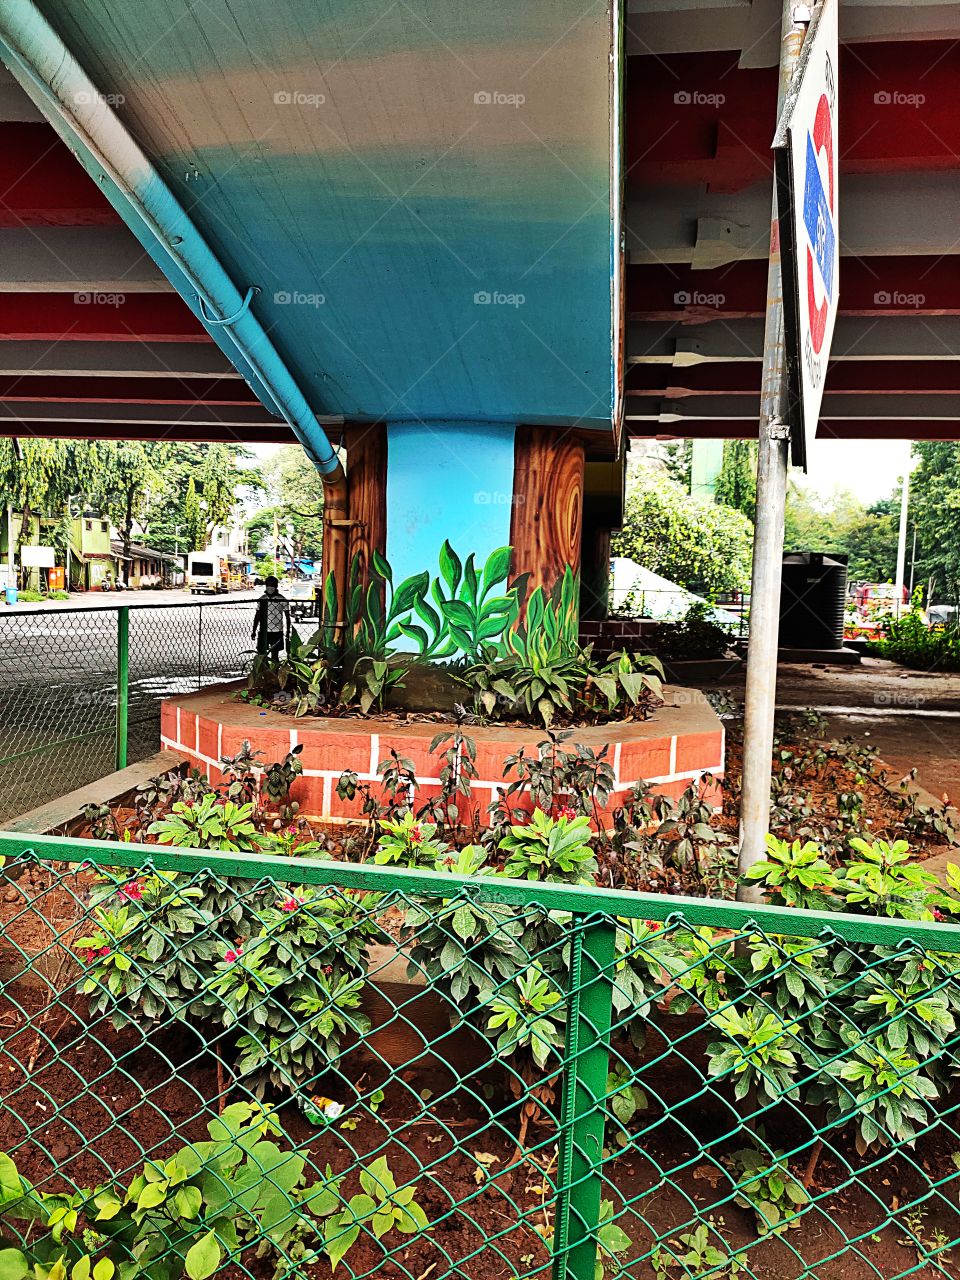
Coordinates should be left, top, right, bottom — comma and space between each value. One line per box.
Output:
1, 22, 960, 447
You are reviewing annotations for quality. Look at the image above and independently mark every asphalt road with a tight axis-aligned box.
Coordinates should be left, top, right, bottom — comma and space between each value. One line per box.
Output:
0, 595, 261, 821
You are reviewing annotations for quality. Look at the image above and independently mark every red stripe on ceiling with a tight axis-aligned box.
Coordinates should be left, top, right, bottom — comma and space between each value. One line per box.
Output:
627, 420, 960, 442
628, 258, 960, 319
627, 362, 960, 396
0, 375, 255, 403
0, 421, 297, 443
0, 124, 119, 227
628, 42, 960, 192
0, 293, 208, 341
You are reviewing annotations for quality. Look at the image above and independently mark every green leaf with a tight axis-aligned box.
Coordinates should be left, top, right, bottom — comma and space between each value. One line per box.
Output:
185, 1230, 221, 1280
173, 1185, 202, 1220
0, 1155, 22, 1204
325, 1218, 360, 1272
480, 546, 512, 596
0, 1249, 28, 1280
371, 548, 393, 584
438, 541, 462, 593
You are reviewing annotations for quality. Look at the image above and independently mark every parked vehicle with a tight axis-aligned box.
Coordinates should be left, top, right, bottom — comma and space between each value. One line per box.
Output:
186, 553, 228, 594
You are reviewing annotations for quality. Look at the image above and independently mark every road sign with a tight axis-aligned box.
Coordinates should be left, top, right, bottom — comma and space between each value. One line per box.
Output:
774, 0, 839, 470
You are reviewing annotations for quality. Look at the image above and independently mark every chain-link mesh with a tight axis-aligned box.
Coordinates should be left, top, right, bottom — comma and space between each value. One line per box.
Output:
0, 601, 257, 823
1, 833, 959, 1280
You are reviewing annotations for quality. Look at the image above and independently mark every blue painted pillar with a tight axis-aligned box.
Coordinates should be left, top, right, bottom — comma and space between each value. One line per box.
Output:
384, 422, 517, 584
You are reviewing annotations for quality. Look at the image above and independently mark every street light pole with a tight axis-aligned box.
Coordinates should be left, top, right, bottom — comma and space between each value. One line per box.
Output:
738, 0, 811, 898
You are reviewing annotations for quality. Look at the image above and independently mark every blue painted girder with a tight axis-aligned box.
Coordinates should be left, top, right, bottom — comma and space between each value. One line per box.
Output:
35, 0, 622, 431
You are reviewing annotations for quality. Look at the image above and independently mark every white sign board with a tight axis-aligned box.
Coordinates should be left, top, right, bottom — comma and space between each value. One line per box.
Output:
774, 0, 839, 470
21, 544, 56, 568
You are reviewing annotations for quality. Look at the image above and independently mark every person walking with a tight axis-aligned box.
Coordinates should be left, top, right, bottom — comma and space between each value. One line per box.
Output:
251, 575, 291, 659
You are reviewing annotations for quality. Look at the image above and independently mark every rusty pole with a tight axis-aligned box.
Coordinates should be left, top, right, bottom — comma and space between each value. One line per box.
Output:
738, 1, 812, 895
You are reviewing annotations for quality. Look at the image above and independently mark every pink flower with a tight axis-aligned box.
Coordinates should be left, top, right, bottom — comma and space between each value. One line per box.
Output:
224, 946, 242, 963
278, 896, 302, 912
557, 806, 577, 822
121, 881, 143, 901
99, 945, 111, 957
77, 947, 97, 963
934, 908, 945, 922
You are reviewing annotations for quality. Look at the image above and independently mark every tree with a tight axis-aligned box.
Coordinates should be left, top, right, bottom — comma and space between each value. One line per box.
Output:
246, 445, 325, 564
783, 482, 898, 581
0, 440, 93, 584
909, 442, 960, 602
183, 477, 205, 552
714, 440, 757, 520
91, 442, 160, 562
612, 467, 754, 594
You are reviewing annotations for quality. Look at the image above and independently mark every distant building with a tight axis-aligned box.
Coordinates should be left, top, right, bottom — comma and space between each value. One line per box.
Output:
110, 541, 182, 588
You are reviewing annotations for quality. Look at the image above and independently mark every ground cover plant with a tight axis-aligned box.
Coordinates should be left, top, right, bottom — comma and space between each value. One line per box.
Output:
245, 543, 664, 728
867, 608, 960, 672
7, 705, 960, 1277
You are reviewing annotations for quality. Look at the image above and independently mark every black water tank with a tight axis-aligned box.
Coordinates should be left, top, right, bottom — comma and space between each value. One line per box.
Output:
779, 552, 848, 650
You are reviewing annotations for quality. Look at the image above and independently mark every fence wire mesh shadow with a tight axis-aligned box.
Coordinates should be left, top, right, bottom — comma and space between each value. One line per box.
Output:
0, 602, 257, 823
1, 835, 960, 1280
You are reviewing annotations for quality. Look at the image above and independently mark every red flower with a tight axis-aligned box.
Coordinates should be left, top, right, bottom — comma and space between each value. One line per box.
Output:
645, 920, 662, 933
410, 825, 423, 845
224, 946, 243, 963
121, 880, 143, 901
557, 806, 577, 822
278, 896, 302, 912
99, 945, 111, 957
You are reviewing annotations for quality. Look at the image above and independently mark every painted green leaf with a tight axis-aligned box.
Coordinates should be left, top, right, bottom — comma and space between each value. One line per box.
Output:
392, 571, 430, 618
462, 554, 479, 605
439, 599, 476, 632
438, 541, 462, 593
185, 1230, 221, 1280
480, 546, 512, 596
371, 548, 392, 583
397, 621, 430, 653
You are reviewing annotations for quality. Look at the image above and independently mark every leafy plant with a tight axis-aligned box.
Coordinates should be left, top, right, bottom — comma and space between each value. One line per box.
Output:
594, 1200, 633, 1279
0, 1103, 340, 1280
706, 1007, 801, 1103
499, 809, 597, 884
483, 965, 566, 1070
727, 1144, 809, 1235
374, 813, 447, 867
148, 794, 259, 853
651, 1220, 742, 1279
321, 1156, 429, 1273
742, 835, 838, 910
837, 838, 941, 919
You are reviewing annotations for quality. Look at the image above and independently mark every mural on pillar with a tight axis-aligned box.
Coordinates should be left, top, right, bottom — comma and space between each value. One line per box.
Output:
316, 542, 579, 664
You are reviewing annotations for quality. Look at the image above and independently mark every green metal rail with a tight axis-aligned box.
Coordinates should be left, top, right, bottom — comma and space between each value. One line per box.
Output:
2, 830, 960, 1279
0, 598, 257, 821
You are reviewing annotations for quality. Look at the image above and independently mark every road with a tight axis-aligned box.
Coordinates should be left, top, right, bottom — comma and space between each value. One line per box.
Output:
718, 657, 960, 806
0, 594, 261, 822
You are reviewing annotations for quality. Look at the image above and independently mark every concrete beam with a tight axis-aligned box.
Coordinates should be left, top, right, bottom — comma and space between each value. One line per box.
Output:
0, 293, 205, 342
0, 228, 170, 291
628, 393, 960, 422
627, 174, 960, 267
0, 341, 238, 378
627, 0, 960, 60
0, 375, 258, 404
0, 420, 298, 444
628, 317, 960, 363
0, 401, 279, 427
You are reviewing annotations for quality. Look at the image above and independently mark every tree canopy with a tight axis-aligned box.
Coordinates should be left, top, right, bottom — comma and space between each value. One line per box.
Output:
909, 442, 960, 602
782, 482, 899, 582
613, 466, 754, 594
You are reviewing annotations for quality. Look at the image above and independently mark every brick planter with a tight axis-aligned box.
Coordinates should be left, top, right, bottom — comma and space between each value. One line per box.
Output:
159, 685, 725, 826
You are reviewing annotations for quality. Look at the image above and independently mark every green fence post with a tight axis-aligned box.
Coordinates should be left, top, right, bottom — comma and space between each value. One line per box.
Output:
553, 916, 617, 1280
115, 605, 129, 770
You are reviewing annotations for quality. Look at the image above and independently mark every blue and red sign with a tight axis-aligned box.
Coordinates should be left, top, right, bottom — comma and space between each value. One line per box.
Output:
775, 0, 839, 469
803, 94, 836, 355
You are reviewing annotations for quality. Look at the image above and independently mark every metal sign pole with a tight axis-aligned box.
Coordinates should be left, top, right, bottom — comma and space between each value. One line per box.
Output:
738, 1, 811, 896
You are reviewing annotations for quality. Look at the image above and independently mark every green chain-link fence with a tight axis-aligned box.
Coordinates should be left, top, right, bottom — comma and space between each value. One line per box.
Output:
1, 830, 959, 1279
0, 601, 257, 822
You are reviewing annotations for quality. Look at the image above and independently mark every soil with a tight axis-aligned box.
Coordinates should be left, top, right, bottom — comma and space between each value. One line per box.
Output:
0, 957, 955, 1280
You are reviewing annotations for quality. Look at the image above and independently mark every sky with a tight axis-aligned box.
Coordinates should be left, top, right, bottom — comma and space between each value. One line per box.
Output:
797, 438, 913, 504
247, 436, 915, 507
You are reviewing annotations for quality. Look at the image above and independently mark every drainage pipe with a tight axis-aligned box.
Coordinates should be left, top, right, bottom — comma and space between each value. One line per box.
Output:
0, 0, 349, 611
